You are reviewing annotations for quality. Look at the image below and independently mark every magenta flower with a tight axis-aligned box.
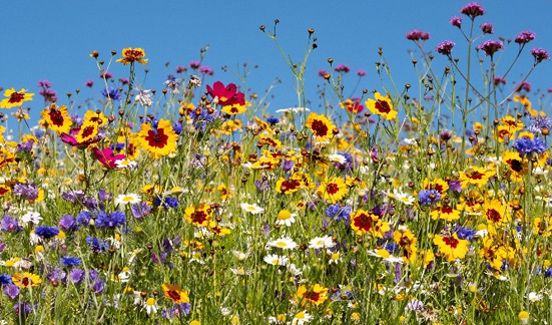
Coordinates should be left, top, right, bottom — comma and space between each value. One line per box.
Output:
175, 65, 187, 73
436, 41, 455, 56
531, 48, 551, 64
478, 40, 503, 57
405, 30, 430, 41
357, 69, 366, 77
318, 69, 328, 77
60, 128, 101, 149
515, 31, 536, 44
450, 16, 462, 28
480, 23, 493, 34
92, 148, 126, 169
460, 2, 485, 19
189, 60, 201, 69
334, 64, 350, 73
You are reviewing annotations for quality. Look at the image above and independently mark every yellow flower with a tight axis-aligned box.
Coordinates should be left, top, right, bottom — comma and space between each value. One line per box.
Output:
317, 177, 348, 203
12, 272, 41, 288
117, 48, 148, 65
350, 210, 390, 237
459, 166, 493, 188
483, 199, 510, 225
221, 103, 248, 115
138, 119, 178, 158
431, 205, 460, 221
84, 110, 108, 127
518, 310, 529, 324
365, 92, 397, 120
0, 88, 34, 109
306, 112, 335, 142
433, 233, 469, 262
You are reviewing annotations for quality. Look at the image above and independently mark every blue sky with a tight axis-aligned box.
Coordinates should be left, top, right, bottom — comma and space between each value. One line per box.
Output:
1, 0, 552, 124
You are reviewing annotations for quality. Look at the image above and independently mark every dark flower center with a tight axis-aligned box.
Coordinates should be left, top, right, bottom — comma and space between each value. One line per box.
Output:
9, 92, 25, 104
146, 129, 169, 148
310, 119, 328, 137
375, 100, 391, 113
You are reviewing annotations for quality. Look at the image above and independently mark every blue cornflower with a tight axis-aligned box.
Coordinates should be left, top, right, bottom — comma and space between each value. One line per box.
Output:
60, 256, 82, 267
418, 190, 441, 206
513, 137, 546, 156
86, 236, 110, 253
95, 211, 126, 229
76, 211, 92, 226
528, 115, 552, 134
266, 116, 279, 125
325, 204, 352, 222
101, 87, 121, 101
59, 214, 78, 231
455, 226, 477, 241
0, 273, 12, 286
34, 226, 60, 238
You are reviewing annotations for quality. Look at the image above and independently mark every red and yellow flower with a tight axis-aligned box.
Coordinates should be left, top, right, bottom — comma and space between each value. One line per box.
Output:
185, 204, 213, 227
138, 119, 178, 158
306, 113, 335, 142
365, 92, 397, 120
161, 283, 189, 304
482, 199, 510, 225
350, 209, 390, 237
459, 166, 493, 188
0, 88, 34, 109
117, 48, 148, 65
40, 103, 72, 134
317, 177, 348, 203
12, 272, 41, 288
431, 205, 460, 221
296, 284, 329, 305
433, 233, 469, 262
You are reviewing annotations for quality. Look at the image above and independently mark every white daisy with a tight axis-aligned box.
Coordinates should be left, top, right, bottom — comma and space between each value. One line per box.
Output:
115, 159, 138, 169
308, 235, 335, 249
263, 254, 289, 266
115, 193, 141, 205
388, 189, 415, 205
291, 311, 313, 325
329, 153, 347, 164
143, 297, 157, 315
267, 237, 297, 250
240, 203, 264, 214
275, 210, 297, 227
528, 292, 543, 302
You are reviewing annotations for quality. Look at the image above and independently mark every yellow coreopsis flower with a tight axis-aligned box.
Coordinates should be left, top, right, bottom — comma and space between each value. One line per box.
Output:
0, 88, 34, 109
365, 92, 397, 120
117, 47, 148, 65
433, 233, 469, 262
138, 119, 178, 158
306, 112, 335, 142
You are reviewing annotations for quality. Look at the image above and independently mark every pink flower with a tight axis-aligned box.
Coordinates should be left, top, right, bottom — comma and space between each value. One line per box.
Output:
92, 148, 125, 169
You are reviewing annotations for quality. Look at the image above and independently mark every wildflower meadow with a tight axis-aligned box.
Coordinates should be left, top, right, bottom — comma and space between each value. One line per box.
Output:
2, 2, 552, 324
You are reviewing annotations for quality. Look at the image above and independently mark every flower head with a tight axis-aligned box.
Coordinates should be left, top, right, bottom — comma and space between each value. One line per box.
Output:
436, 41, 455, 56
477, 40, 503, 57
460, 2, 485, 19
117, 48, 148, 65
531, 48, 550, 64
450, 16, 462, 28
0, 88, 34, 109
515, 31, 536, 44
405, 30, 430, 41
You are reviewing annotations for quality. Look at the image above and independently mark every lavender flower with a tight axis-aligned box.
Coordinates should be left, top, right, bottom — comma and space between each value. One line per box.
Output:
357, 69, 366, 77
69, 269, 85, 284
13, 183, 39, 201
528, 115, 552, 134
4, 284, 19, 299
199, 66, 214, 76
1, 215, 21, 233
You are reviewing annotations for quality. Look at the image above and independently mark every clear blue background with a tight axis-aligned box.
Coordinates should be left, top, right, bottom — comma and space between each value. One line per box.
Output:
1, 0, 551, 124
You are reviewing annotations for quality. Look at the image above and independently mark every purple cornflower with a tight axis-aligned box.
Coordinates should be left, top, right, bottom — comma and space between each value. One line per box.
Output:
59, 214, 77, 231
199, 66, 214, 76
477, 40, 503, 57
460, 2, 485, 19
436, 41, 455, 56
334, 64, 350, 73
13, 301, 33, 317
1, 215, 21, 233
515, 30, 536, 44
4, 284, 19, 300
418, 189, 441, 206
448, 179, 463, 193
13, 183, 39, 201
480, 23, 493, 34
531, 48, 550, 64
450, 16, 462, 28
513, 137, 546, 156
131, 202, 151, 219
69, 269, 85, 284
405, 30, 430, 41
